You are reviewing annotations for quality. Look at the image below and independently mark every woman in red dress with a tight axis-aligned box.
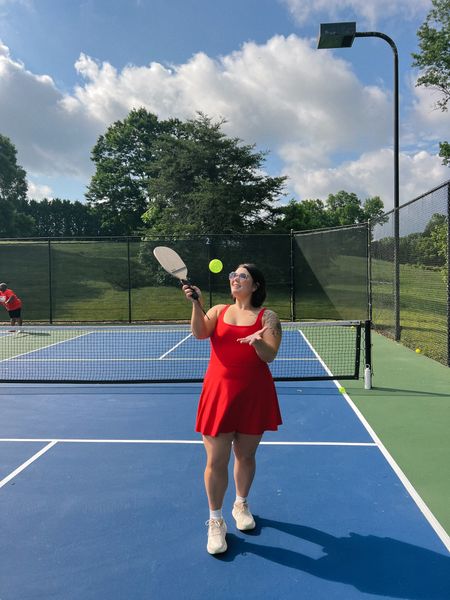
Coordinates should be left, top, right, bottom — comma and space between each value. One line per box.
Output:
183, 263, 282, 555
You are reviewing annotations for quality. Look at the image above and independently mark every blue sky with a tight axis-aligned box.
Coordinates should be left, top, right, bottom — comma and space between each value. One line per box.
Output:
0, 0, 448, 211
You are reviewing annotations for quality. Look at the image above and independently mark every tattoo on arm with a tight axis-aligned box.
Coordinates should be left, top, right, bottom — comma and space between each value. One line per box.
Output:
263, 310, 282, 337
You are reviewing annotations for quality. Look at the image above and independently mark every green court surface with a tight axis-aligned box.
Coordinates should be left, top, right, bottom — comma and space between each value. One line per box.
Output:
346, 332, 450, 536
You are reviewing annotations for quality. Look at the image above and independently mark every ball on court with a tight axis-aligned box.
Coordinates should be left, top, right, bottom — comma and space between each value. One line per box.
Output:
209, 259, 223, 273
415, 348, 421, 353
338, 387, 346, 393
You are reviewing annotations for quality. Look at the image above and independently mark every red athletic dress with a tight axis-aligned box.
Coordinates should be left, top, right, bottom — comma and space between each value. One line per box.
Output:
195, 305, 282, 436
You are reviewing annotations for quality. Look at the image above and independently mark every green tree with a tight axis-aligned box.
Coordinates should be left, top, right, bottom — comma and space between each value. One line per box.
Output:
270, 192, 384, 233
0, 134, 34, 236
325, 191, 366, 226
361, 196, 385, 223
270, 198, 331, 232
142, 113, 286, 235
87, 108, 179, 235
25, 199, 102, 236
412, 0, 450, 165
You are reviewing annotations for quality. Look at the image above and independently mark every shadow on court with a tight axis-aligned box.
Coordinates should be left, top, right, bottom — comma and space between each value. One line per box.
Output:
214, 517, 450, 600
351, 386, 450, 399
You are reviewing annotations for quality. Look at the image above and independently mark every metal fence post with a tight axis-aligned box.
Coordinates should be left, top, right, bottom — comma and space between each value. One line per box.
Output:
447, 182, 450, 366
48, 239, 53, 324
290, 230, 296, 321
127, 238, 132, 323
394, 206, 400, 341
367, 221, 372, 323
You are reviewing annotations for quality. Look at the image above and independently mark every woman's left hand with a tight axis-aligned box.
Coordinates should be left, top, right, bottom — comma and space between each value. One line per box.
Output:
236, 326, 267, 346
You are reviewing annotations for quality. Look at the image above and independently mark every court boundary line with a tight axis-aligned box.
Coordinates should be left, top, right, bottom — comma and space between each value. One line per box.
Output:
297, 327, 450, 552
1, 432, 448, 551
339, 385, 450, 552
0, 331, 92, 364
158, 333, 194, 360
0, 440, 57, 489
0, 438, 376, 446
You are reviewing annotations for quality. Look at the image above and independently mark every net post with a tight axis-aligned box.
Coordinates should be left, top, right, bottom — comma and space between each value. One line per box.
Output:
364, 319, 372, 389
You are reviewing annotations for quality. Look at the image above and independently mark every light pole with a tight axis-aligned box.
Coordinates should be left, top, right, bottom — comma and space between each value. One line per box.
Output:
317, 22, 400, 341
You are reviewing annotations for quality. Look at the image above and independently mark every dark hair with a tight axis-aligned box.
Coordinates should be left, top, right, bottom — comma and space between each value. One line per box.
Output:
236, 263, 266, 307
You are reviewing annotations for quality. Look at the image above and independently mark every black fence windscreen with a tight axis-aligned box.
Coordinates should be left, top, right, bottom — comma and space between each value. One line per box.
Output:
293, 224, 370, 322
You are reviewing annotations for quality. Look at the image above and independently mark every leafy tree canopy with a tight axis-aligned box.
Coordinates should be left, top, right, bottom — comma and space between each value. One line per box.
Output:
272, 191, 384, 232
87, 109, 179, 235
412, 0, 450, 165
87, 109, 286, 235
142, 113, 286, 235
0, 133, 34, 236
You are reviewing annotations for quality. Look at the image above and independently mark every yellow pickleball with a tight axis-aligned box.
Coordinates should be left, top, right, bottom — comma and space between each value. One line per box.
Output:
415, 348, 421, 353
209, 259, 223, 273
338, 387, 346, 393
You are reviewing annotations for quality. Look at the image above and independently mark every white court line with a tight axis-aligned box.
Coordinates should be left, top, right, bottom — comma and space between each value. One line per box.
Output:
158, 333, 194, 360
0, 440, 57, 489
1, 434, 448, 551
0, 438, 376, 446
339, 388, 450, 553
297, 328, 450, 553
0, 331, 93, 363
6, 358, 209, 362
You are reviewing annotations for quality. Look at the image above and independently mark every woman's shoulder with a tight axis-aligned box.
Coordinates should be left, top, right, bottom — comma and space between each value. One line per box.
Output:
261, 308, 282, 332
210, 303, 228, 318
261, 307, 279, 318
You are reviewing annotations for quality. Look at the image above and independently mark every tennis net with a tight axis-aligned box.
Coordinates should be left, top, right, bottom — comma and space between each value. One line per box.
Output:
0, 320, 370, 384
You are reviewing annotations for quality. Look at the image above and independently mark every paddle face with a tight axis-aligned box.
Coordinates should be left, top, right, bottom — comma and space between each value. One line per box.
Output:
153, 246, 204, 307
153, 246, 188, 281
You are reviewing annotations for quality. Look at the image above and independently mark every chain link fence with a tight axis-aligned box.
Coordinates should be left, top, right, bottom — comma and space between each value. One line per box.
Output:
371, 180, 449, 366
1, 180, 448, 367
0, 230, 369, 324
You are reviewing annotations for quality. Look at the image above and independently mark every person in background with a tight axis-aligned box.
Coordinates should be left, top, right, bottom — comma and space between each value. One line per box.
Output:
0, 283, 23, 329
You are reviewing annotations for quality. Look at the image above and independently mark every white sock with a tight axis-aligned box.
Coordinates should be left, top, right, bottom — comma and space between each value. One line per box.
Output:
209, 508, 223, 520
235, 495, 247, 505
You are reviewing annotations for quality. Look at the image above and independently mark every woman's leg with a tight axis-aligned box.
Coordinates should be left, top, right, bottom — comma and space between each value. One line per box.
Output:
202, 432, 234, 510
232, 433, 263, 498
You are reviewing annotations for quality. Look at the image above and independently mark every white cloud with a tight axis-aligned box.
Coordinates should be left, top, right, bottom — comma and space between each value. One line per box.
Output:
0, 41, 101, 178
404, 76, 450, 152
63, 35, 392, 157
279, 0, 430, 28
0, 33, 447, 209
27, 180, 53, 201
283, 148, 448, 210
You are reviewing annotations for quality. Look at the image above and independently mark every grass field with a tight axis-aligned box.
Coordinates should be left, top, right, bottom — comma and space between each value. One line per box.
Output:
371, 258, 448, 364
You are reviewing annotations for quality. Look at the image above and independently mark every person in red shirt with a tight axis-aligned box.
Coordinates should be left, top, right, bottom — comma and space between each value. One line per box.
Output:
0, 283, 23, 327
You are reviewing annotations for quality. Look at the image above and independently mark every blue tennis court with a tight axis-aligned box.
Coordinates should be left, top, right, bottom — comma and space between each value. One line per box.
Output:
0, 327, 449, 599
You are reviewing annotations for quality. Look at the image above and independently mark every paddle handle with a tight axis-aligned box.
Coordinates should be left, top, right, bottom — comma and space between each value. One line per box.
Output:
180, 279, 210, 319
180, 279, 199, 300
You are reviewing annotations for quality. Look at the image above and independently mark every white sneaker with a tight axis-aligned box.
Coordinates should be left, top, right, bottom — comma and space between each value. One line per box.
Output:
232, 501, 255, 530
206, 518, 227, 554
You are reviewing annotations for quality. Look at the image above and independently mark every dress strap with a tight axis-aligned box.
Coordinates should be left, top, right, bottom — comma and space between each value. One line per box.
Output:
256, 307, 267, 326
219, 305, 231, 322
